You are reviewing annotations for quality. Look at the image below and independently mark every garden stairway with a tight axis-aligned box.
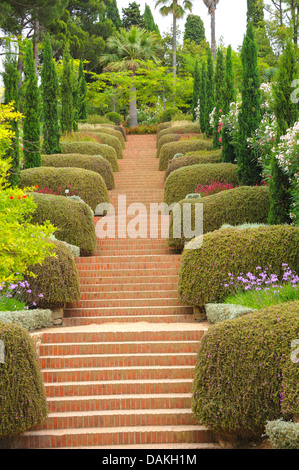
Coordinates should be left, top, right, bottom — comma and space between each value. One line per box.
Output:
22, 134, 219, 449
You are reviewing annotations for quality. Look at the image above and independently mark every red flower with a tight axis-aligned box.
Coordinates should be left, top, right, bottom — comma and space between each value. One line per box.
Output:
10, 196, 13, 200
23, 194, 27, 198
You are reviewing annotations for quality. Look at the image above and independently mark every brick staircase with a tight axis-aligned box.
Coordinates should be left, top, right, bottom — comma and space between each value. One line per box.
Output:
21, 134, 219, 449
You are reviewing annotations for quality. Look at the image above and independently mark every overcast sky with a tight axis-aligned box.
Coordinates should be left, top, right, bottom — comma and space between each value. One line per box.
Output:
117, 0, 248, 50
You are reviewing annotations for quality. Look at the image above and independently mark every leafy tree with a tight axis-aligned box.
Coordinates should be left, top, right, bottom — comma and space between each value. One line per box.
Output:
23, 40, 41, 169
247, 0, 264, 26
199, 61, 207, 133
77, 59, 87, 122
2, 45, 20, 186
60, 43, 73, 134
222, 45, 237, 163
191, 60, 200, 121
237, 21, 262, 186
144, 4, 160, 35
204, 45, 214, 137
105, 0, 122, 29
184, 14, 205, 45
41, 34, 61, 155
212, 47, 225, 148
122, 2, 145, 28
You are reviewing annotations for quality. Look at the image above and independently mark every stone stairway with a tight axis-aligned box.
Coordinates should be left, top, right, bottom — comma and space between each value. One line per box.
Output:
21, 134, 219, 449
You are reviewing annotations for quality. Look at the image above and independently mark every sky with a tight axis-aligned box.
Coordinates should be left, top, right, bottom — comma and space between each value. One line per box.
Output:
116, 0, 248, 51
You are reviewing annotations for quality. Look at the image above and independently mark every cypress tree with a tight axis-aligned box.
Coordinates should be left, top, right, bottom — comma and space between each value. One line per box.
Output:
23, 40, 41, 169
60, 43, 73, 134
143, 4, 160, 35
199, 61, 207, 134
222, 45, 237, 163
106, 0, 122, 30
268, 41, 298, 225
237, 21, 262, 186
41, 34, 61, 155
212, 47, 225, 149
204, 46, 214, 138
77, 59, 87, 123
2, 46, 20, 186
191, 60, 200, 122
184, 14, 205, 45
71, 59, 78, 132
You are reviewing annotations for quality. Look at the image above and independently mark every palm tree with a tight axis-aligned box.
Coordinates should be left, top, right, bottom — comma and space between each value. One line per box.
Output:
155, 0, 193, 78
203, 0, 220, 58
100, 26, 160, 127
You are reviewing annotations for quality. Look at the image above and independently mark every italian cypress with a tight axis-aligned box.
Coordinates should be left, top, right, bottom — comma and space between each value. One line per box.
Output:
204, 46, 214, 138
77, 59, 87, 123
60, 43, 73, 134
41, 34, 61, 155
222, 45, 237, 163
184, 14, 205, 45
2, 46, 20, 186
191, 60, 200, 122
212, 47, 225, 149
144, 4, 160, 35
268, 41, 298, 225
23, 40, 41, 168
199, 61, 207, 134
106, 0, 122, 29
71, 59, 78, 132
237, 21, 262, 186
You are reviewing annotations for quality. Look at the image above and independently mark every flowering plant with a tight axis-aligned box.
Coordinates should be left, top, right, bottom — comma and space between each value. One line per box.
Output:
195, 180, 238, 197
0, 280, 44, 311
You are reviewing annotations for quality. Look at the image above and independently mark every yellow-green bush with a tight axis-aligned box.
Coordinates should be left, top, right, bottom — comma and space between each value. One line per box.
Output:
157, 122, 172, 133
164, 163, 238, 206
99, 123, 127, 142
0, 321, 48, 438
178, 225, 299, 308
41, 153, 115, 190
168, 186, 270, 249
164, 150, 222, 180
20, 167, 110, 212
156, 123, 201, 147
77, 124, 125, 148
60, 141, 119, 171
77, 131, 123, 159
159, 139, 213, 171
192, 301, 299, 441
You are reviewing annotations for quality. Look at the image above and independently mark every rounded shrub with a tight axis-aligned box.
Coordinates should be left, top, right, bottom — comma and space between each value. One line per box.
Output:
164, 163, 238, 206
159, 139, 213, 171
105, 111, 122, 125
41, 154, 115, 190
30, 192, 97, 256
168, 186, 270, 249
156, 123, 201, 147
24, 239, 81, 309
192, 301, 299, 441
100, 123, 127, 142
77, 124, 125, 148
178, 225, 299, 308
84, 131, 123, 159
157, 122, 172, 133
164, 150, 222, 180
60, 141, 119, 172
156, 133, 181, 158
161, 107, 178, 122
0, 321, 48, 438
20, 167, 110, 212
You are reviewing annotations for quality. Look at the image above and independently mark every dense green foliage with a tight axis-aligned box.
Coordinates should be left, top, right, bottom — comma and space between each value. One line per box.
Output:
222, 45, 237, 163
192, 301, 299, 441
0, 321, 48, 437
161, 108, 179, 122
77, 59, 87, 123
204, 46, 214, 137
60, 43, 73, 133
156, 123, 201, 146
191, 60, 200, 122
159, 138, 213, 170
184, 14, 205, 45
212, 48, 225, 149
164, 150, 222, 179
60, 141, 119, 171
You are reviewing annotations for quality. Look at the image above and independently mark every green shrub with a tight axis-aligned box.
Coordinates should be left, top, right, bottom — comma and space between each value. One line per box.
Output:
168, 186, 270, 249
0, 321, 48, 437
105, 111, 122, 125
86, 114, 113, 124
164, 163, 238, 206
24, 239, 81, 309
265, 420, 299, 449
30, 192, 97, 256
100, 123, 127, 141
178, 225, 299, 308
192, 301, 299, 441
156, 134, 181, 158
78, 124, 125, 148
164, 150, 222, 180
41, 153, 115, 190
0, 309, 52, 331
281, 353, 299, 416
156, 123, 201, 147
20, 167, 110, 212
83, 131, 123, 158
60, 141, 119, 172
171, 111, 193, 121
157, 122, 172, 133
161, 107, 178, 122
159, 139, 213, 171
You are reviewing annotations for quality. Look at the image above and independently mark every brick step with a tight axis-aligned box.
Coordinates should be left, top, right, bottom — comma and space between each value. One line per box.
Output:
76, 262, 181, 271
67, 297, 184, 309
40, 352, 197, 369
95, 240, 175, 248
46, 393, 193, 413
52, 443, 222, 449
20, 425, 215, 448
94, 249, 178, 256
62, 314, 195, 325
45, 378, 194, 397
35, 408, 198, 431
64, 305, 192, 317
79, 282, 179, 292
42, 365, 195, 383
77, 290, 179, 300
75, 254, 181, 264
77, 268, 180, 278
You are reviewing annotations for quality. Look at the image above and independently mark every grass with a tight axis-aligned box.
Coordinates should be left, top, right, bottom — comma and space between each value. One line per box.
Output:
0, 296, 26, 312
224, 283, 299, 310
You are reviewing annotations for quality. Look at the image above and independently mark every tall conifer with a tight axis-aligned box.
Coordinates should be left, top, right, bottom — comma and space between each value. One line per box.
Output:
222, 45, 237, 163
212, 47, 225, 149
199, 61, 207, 133
192, 60, 200, 122
60, 43, 73, 134
204, 46, 214, 137
77, 59, 87, 123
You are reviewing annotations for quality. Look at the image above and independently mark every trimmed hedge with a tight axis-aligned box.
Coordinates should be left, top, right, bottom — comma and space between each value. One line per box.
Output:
156, 123, 201, 147
178, 225, 299, 308
20, 167, 110, 212
30, 192, 97, 256
164, 150, 222, 180
77, 131, 123, 159
164, 163, 238, 206
156, 133, 181, 158
77, 124, 125, 148
99, 123, 127, 142
60, 141, 119, 172
0, 321, 48, 437
157, 122, 172, 133
159, 139, 213, 171
168, 186, 270, 249
41, 154, 115, 190
24, 239, 81, 309
192, 301, 299, 441
105, 111, 122, 125
0, 309, 52, 331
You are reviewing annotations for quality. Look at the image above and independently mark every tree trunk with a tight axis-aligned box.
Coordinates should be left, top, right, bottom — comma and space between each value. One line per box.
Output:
210, 7, 216, 59
129, 86, 138, 127
172, 10, 177, 78
33, 15, 39, 75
